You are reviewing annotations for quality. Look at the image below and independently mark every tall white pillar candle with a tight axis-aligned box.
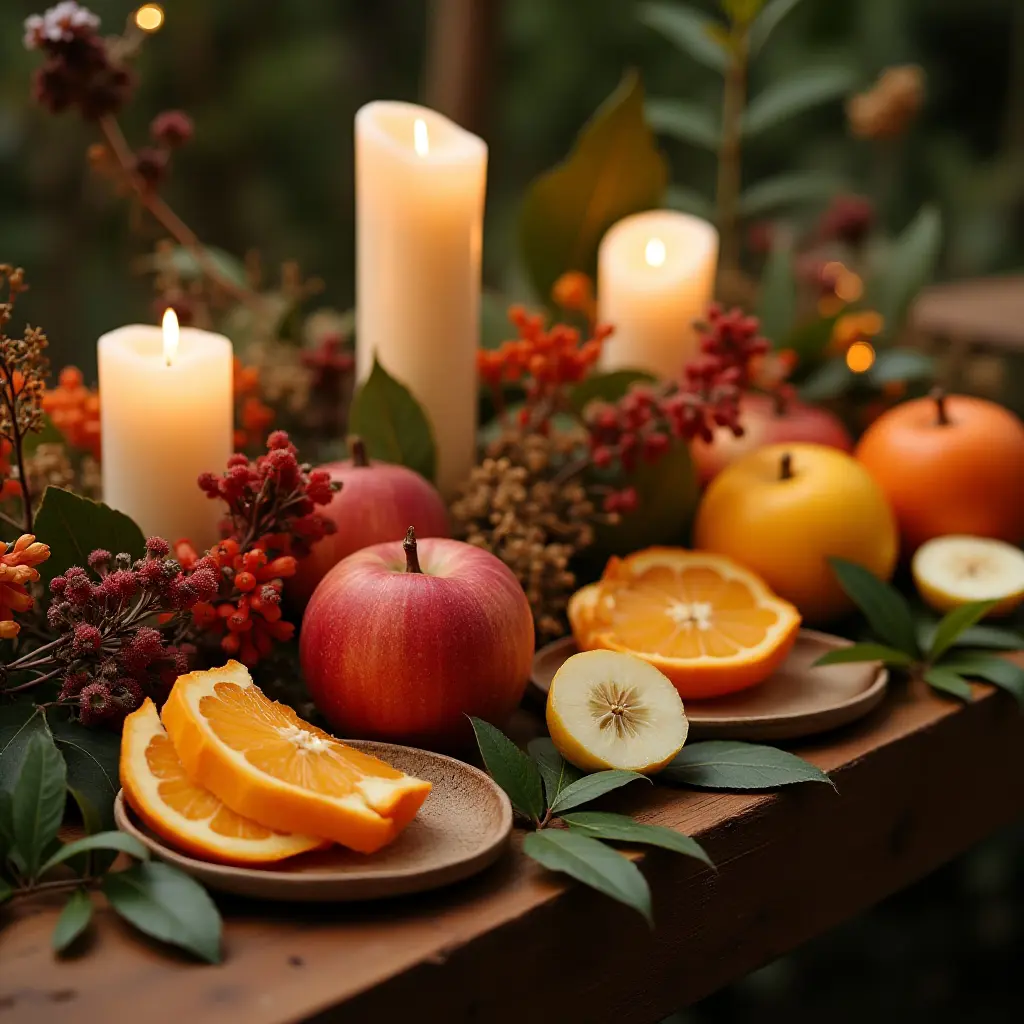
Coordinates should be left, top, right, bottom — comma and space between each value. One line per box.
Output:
355, 101, 487, 497
598, 210, 719, 380
99, 311, 233, 549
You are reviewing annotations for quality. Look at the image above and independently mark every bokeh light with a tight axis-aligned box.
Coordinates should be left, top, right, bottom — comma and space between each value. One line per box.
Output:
135, 4, 164, 32
846, 340, 876, 373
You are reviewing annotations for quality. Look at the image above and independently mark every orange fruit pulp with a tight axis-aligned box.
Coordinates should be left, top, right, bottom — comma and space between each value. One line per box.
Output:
568, 548, 801, 699
121, 699, 326, 865
161, 661, 432, 854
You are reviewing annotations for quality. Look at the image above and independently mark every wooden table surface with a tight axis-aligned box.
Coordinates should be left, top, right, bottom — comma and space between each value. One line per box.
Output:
3, 677, 1024, 1024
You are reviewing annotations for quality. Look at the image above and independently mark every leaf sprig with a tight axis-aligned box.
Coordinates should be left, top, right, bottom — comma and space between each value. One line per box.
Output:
0, 726, 222, 962
470, 718, 831, 923
815, 558, 1024, 705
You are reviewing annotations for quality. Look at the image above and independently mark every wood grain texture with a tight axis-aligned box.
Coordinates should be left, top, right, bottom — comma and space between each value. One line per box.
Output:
2, 677, 1023, 1024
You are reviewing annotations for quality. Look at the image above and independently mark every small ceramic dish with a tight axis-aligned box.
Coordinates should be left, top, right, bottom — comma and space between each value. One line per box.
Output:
114, 740, 512, 901
530, 629, 888, 741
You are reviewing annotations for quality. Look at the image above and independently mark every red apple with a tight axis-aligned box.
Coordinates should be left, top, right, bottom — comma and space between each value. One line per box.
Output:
289, 439, 450, 607
300, 528, 535, 750
690, 392, 853, 484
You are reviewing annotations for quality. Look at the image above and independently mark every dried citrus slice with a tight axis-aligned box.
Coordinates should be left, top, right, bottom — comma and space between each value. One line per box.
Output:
912, 535, 1024, 617
547, 650, 688, 773
580, 548, 801, 699
162, 661, 432, 854
121, 699, 326, 865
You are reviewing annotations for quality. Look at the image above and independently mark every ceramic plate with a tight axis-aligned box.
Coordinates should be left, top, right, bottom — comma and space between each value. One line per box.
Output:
530, 629, 888, 741
114, 740, 512, 902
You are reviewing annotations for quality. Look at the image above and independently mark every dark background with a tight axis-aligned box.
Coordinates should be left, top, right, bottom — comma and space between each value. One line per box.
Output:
1, 2, 1023, 1020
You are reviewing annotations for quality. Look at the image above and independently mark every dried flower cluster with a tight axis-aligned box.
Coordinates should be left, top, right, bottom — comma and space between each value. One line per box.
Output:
0, 534, 50, 639
847, 65, 925, 141
1, 266, 49, 531
818, 194, 875, 248
584, 305, 769, 476
451, 432, 603, 639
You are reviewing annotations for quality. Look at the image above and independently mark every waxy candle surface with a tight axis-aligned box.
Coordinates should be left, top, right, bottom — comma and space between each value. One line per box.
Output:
99, 320, 233, 550
355, 101, 487, 497
598, 210, 719, 380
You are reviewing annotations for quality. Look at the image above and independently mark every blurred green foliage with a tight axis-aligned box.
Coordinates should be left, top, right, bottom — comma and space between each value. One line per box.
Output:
0, 0, 1020, 378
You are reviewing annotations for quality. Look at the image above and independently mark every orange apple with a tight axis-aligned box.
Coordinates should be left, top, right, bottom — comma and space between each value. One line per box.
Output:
855, 391, 1024, 551
300, 528, 534, 750
289, 439, 450, 607
694, 442, 898, 624
690, 392, 853, 484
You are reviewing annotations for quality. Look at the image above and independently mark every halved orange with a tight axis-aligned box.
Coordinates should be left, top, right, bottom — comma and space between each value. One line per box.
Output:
121, 699, 326, 865
161, 661, 432, 854
575, 548, 801, 699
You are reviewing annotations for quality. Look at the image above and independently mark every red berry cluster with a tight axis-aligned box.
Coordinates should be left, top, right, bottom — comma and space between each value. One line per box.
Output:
818, 194, 875, 247
176, 538, 296, 668
23, 3, 134, 120
478, 306, 613, 431
585, 306, 769, 499
197, 430, 339, 560
47, 536, 217, 727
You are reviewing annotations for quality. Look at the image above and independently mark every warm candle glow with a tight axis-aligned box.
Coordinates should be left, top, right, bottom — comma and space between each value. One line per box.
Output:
162, 308, 179, 367
413, 118, 430, 157
135, 4, 164, 32
645, 237, 667, 268
846, 340, 875, 373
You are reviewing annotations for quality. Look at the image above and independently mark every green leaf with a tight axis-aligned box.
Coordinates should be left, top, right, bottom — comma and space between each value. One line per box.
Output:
159, 245, 248, 289
738, 172, 846, 217
827, 557, 919, 656
570, 370, 656, 415
661, 740, 833, 790
798, 355, 854, 401
561, 810, 713, 868
40, 832, 149, 878
743, 67, 857, 136
32, 487, 146, 586
519, 71, 668, 302
867, 348, 935, 386
0, 878, 10, 905
12, 730, 67, 879
348, 358, 437, 482
929, 601, 999, 663
469, 718, 545, 822
102, 862, 222, 964
0, 790, 12, 854
526, 738, 583, 808
523, 830, 652, 925
639, 2, 728, 72
756, 237, 796, 345
549, 770, 650, 815
941, 655, 1024, 706
781, 313, 839, 362
52, 889, 94, 954
814, 642, 915, 667
749, 0, 804, 56
945, 626, 1023, 652
645, 98, 720, 150
0, 704, 50, 789
924, 667, 973, 702
50, 718, 121, 833
666, 184, 716, 220
872, 205, 942, 339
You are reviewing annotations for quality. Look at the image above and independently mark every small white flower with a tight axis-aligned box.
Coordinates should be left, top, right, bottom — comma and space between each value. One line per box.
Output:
22, 2, 99, 50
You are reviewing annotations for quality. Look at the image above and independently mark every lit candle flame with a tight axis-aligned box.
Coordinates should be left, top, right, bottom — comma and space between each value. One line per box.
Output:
135, 4, 164, 32
162, 307, 179, 367
413, 118, 430, 157
645, 237, 667, 268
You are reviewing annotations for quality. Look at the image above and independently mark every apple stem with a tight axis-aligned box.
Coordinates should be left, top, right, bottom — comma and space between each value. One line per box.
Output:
930, 387, 950, 426
780, 452, 793, 480
350, 436, 370, 467
403, 526, 423, 574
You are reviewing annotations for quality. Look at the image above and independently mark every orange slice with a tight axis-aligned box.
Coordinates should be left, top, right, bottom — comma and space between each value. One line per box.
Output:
121, 699, 326, 865
162, 661, 432, 854
567, 582, 602, 649
577, 548, 801, 699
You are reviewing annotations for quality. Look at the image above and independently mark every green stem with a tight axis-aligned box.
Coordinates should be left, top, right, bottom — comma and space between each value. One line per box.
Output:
715, 29, 748, 293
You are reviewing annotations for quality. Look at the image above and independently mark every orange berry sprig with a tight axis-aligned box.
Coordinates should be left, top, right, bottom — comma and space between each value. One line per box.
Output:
41, 365, 101, 460
477, 305, 613, 433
